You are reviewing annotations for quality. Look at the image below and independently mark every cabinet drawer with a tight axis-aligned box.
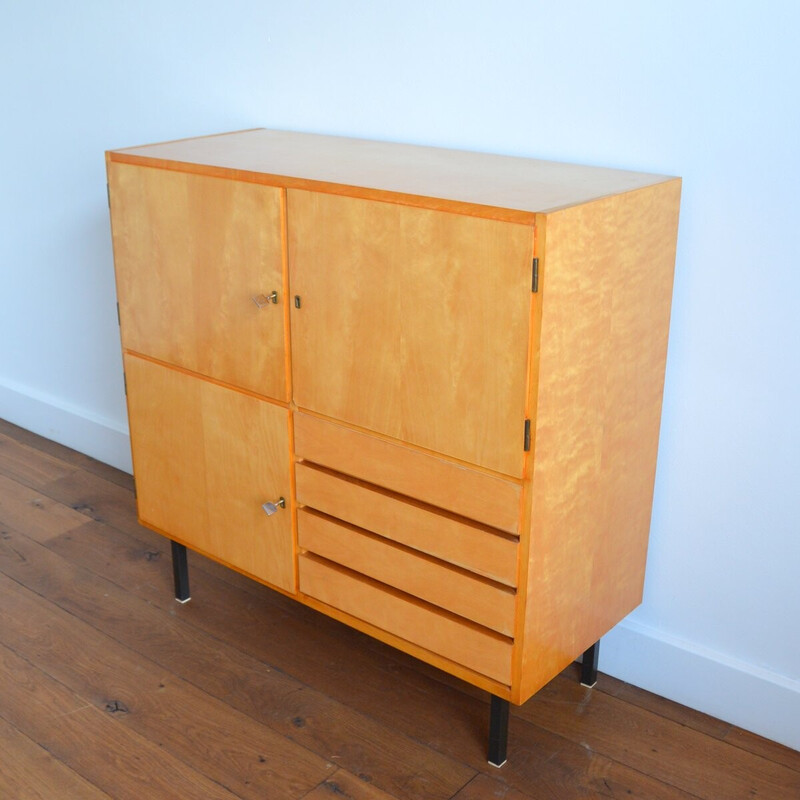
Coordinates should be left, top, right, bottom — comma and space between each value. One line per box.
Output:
295, 462, 518, 587
299, 554, 512, 684
294, 413, 521, 534
298, 508, 515, 634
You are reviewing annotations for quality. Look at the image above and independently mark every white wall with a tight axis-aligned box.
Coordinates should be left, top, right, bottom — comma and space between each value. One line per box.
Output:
2, 0, 798, 750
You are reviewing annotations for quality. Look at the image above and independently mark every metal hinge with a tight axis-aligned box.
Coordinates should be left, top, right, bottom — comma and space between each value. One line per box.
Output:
123, 372, 127, 396
523, 419, 531, 451
531, 258, 539, 293
116, 302, 121, 326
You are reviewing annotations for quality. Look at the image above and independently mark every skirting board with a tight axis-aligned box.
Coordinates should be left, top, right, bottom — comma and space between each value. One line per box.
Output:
2, 374, 797, 752
601, 617, 800, 751
0, 375, 132, 474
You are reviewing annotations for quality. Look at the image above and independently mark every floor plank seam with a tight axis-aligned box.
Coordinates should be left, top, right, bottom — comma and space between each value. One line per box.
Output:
3, 526, 475, 800
4, 419, 800, 800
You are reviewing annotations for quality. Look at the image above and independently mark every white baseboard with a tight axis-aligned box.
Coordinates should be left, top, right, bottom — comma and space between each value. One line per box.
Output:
0, 375, 132, 474
601, 616, 800, 751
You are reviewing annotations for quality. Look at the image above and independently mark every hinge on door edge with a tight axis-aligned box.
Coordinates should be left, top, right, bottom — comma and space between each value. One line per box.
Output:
123, 372, 127, 396
531, 258, 539, 293
116, 302, 121, 326
524, 419, 531, 451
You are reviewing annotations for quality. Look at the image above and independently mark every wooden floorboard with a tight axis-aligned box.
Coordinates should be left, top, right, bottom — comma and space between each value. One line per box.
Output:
0, 420, 798, 800
0, 572, 334, 800
1, 524, 474, 800
0, 715, 113, 800
0, 641, 242, 800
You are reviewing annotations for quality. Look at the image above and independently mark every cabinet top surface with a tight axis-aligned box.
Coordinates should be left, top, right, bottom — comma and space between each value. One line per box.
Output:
108, 128, 677, 218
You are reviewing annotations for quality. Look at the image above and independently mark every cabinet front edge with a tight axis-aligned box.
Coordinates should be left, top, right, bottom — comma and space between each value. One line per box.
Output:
106, 151, 538, 225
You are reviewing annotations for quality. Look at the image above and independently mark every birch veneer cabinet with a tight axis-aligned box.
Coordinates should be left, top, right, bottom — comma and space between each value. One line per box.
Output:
106, 129, 681, 766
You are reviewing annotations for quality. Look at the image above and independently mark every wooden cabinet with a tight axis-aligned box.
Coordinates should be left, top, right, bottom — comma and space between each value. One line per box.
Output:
107, 129, 680, 762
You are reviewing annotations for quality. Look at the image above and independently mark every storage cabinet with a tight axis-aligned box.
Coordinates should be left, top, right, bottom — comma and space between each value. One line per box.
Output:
107, 128, 681, 765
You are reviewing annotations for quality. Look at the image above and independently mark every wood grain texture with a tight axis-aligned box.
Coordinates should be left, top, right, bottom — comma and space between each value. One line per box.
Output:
0, 574, 334, 800
42, 468, 148, 540
105, 130, 686, 735
124, 354, 294, 591
288, 190, 533, 477
297, 508, 516, 635
109, 128, 674, 220
296, 594, 511, 700
0, 642, 242, 800
516, 179, 682, 702
0, 715, 113, 800
1, 523, 472, 800
448, 774, 535, 800
0, 417, 135, 491
2, 424, 797, 800
294, 413, 522, 534
518, 670, 800, 800
0, 472, 87, 542
108, 161, 287, 400
0, 431, 78, 489
295, 462, 518, 586
299, 554, 513, 685
301, 770, 403, 800
723, 728, 800, 774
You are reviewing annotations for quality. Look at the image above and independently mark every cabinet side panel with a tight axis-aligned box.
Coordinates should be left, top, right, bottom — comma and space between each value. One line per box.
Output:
518, 179, 681, 702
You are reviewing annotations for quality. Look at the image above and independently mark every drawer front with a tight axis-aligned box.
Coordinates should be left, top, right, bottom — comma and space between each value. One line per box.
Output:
295, 462, 518, 587
294, 413, 521, 534
298, 508, 515, 635
299, 554, 513, 684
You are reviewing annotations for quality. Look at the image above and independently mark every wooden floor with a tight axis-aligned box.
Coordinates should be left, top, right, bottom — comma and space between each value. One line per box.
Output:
0, 419, 798, 800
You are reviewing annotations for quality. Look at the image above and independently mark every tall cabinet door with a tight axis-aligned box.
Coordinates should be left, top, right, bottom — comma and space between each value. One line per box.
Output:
109, 163, 286, 400
124, 354, 294, 592
288, 191, 534, 477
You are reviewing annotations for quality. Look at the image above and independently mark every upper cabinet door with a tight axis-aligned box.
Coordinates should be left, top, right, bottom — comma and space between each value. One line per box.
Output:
288, 190, 534, 477
109, 163, 286, 400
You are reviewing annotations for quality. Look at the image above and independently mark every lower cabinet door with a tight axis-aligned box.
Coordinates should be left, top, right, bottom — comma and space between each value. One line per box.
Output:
124, 354, 294, 592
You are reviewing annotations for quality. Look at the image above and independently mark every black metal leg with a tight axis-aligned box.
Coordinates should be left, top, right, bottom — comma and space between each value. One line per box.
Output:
488, 695, 509, 767
580, 640, 600, 688
171, 541, 191, 603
